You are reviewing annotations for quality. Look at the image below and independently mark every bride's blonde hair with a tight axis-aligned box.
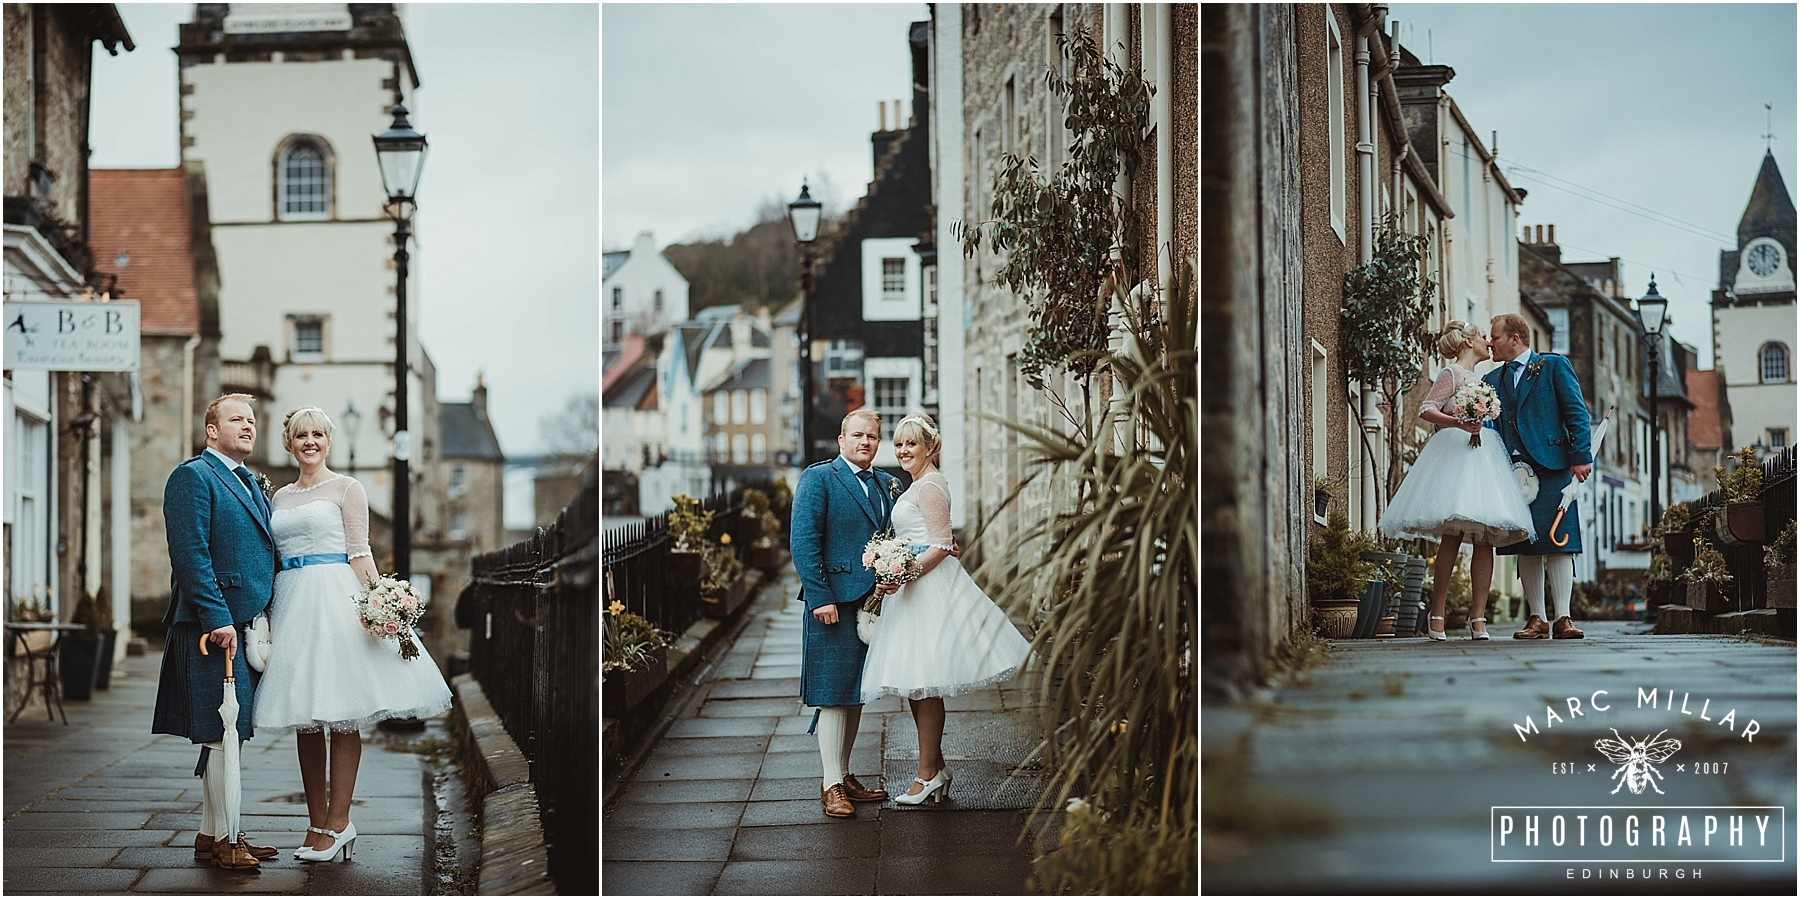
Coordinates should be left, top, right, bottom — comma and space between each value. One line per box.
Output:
282, 406, 334, 451
1436, 320, 1483, 359
893, 413, 941, 458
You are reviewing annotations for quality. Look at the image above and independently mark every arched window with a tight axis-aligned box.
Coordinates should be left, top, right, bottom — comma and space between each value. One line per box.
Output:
277, 138, 332, 221
1760, 342, 1789, 384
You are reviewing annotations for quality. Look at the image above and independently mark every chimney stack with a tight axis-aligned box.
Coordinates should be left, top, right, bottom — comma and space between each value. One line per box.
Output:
1548, 224, 1555, 244
472, 372, 488, 421
879, 101, 886, 132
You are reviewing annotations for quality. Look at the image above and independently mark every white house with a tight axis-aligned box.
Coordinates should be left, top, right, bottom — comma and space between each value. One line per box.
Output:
177, 3, 437, 521
1712, 152, 1797, 461
604, 230, 690, 351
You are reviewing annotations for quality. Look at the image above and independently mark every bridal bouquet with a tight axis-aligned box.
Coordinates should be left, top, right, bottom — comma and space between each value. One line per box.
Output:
1447, 382, 1501, 448
861, 531, 923, 618
353, 575, 427, 660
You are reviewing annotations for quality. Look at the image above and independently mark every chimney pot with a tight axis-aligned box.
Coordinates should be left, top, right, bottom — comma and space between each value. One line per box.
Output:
1534, 225, 1543, 244
1548, 224, 1555, 244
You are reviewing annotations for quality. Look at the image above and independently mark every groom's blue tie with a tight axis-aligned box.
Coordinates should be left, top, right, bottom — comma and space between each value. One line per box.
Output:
857, 468, 885, 525
232, 466, 266, 520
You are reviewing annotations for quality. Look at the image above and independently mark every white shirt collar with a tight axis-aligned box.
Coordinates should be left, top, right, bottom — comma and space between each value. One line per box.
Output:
837, 453, 872, 475
1513, 348, 1536, 368
204, 446, 248, 472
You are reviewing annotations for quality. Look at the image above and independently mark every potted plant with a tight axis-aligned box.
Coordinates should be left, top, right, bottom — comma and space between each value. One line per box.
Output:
1312, 475, 1340, 520
1680, 535, 1735, 613
1642, 548, 1675, 620
1305, 509, 1375, 638
700, 543, 745, 618
60, 590, 111, 701
742, 488, 784, 569
602, 600, 670, 716
1713, 447, 1765, 546
1764, 520, 1796, 609
665, 493, 713, 587
1657, 503, 1690, 556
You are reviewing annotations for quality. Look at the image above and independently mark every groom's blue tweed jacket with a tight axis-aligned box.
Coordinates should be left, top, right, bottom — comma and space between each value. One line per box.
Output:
790, 456, 898, 708
1482, 352, 1593, 473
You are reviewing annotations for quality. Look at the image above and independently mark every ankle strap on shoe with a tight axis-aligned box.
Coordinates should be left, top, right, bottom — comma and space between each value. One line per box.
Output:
1470, 617, 1487, 623
1430, 615, 1445, 620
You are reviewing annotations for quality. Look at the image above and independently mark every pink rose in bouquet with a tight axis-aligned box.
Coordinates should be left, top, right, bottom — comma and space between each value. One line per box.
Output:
352, 574, 429, 660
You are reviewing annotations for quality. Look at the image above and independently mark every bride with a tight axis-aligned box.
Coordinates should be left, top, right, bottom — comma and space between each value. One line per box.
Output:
251, 407, 452, 861
860, 413, 1031, 804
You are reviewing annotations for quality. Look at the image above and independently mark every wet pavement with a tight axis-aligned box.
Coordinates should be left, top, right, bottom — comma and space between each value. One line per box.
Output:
601, 570, 1058, 895
1203, 621, 1798, 893
4, 650, 436, 895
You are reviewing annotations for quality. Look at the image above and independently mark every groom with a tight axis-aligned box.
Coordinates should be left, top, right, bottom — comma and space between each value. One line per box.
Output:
1485, 314, 1593, 640
790, 409, 897, 818
150, 394, 280, 868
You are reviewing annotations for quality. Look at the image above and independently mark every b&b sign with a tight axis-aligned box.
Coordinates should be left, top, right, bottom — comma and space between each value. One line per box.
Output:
4, 301, 140, 372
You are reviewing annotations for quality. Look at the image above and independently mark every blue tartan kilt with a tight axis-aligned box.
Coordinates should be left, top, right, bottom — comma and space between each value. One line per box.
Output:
1497, 465, 1581, 555
151, 621, 258, 744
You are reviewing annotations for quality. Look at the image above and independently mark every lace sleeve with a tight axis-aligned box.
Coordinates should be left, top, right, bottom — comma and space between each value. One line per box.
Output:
1418, 366, 1460, 416
341, 478, 373, 560
916, 477, 955, 550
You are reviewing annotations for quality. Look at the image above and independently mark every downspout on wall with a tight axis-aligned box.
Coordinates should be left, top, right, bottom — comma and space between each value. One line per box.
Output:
1355, 8, 1380, 532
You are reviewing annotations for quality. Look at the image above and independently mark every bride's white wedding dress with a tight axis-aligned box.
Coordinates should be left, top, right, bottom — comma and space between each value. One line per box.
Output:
252, 475, 452, 733
1379, 363, 1536, 546
861, 472, 1031, 702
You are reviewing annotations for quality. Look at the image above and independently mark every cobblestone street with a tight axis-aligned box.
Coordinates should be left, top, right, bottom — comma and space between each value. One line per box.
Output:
1203, 622, 1797, 893
4, 651, 435, 895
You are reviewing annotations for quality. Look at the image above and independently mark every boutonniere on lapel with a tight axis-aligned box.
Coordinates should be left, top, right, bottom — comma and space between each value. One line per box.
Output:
254, 471, 275, 499
886, 478, 903, 500
1526, 358, 1545, 380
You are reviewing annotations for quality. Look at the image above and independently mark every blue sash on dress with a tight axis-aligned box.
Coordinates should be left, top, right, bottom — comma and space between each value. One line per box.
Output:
280, 553, 350, 571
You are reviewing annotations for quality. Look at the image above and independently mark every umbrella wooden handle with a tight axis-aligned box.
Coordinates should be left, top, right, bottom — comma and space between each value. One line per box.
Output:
1549, 507, 1570, 547
198, 633, 238, 663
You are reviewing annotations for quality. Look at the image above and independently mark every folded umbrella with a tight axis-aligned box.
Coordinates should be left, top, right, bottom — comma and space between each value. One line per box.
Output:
199, 635, 243, 856
1550, 406, 1613, 547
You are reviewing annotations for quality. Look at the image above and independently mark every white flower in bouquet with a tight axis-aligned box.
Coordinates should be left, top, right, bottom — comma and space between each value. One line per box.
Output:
860, 531, 923, 617
1448, 381, 1501, 447
352, 575, 428, 660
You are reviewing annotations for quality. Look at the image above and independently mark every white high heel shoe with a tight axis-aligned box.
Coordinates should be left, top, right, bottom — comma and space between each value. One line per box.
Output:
293, 826, 331, 860
1425, 615, 1447, 642
893, 767, 952, 805
1469, 616, 1490, 641
296, 821, 356, 862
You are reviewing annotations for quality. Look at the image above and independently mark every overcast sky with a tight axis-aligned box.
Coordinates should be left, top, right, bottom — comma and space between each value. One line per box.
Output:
602, 3, 930, 250
1393, 3, 1797, 369
89, 3, 599, 459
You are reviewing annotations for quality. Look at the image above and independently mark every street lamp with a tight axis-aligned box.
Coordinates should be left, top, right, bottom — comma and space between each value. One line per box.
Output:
1638, 275, 1669, 534
788, 180, 822, 466
343, 399, 362, 474
373, 103, 427, 580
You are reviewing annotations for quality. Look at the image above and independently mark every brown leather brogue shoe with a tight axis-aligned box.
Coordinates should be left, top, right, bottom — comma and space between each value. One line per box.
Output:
195, 832, 278, 860
841, 773, 889, 802
1513, 615, 1551, 640
821, 783, 856, 818
1552, 616, 1585, 639
211, 837, 262, 870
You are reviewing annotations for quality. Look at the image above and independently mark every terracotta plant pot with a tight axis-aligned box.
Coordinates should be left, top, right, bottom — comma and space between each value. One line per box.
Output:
1376, 614, 1397, 637
1311, 600, 1359, 639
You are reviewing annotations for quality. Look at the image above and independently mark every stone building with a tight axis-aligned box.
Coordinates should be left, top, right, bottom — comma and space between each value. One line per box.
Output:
411, 376, 503, 673
86, 166, 223, 634
3, 3, 135, 715
934, 3, 1195, 548
175, 3, 446, 542
1711, 150, 1797, 461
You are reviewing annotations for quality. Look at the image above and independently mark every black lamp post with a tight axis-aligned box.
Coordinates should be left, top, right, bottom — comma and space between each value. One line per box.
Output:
788, 180, 822, 466
1637, 276, 1669, 534
373, 103, 427, 580
343, 399, 361, 474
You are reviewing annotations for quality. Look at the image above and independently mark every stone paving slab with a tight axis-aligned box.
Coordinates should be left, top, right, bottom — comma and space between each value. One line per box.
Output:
602, 570, 1056, 895
1203, 621, 1798, 892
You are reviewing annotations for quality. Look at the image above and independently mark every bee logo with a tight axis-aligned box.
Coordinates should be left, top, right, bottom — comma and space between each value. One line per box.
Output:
1594, 728, 1682, 795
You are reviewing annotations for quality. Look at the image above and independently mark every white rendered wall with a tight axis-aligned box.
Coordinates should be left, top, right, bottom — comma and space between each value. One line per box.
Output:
604, 232, 690, 341
1716, 302, 1798, 449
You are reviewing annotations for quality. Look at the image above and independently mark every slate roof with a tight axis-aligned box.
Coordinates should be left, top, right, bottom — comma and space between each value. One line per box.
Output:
1738, 150, 1797, 250
712, 358, 770, 392
750, 326, 771, 348
440, 403, 504, 460
605, 363, 659, 410
603, 250, 629, 282
88, 169, 199, 335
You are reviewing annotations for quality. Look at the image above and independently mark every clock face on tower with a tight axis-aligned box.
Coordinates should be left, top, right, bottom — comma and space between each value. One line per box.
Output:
1748, 242, 1781, 277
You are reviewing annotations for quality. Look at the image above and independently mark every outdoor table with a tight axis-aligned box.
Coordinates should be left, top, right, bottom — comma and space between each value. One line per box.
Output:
5, 622, 85, 725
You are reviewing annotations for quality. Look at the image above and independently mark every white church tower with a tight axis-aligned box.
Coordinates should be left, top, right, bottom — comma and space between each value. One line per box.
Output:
177, 3, 439, 523
1712, 150, 1798, 460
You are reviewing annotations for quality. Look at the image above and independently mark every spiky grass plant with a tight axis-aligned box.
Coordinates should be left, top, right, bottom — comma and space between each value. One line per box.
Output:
969, 259, 1195, 895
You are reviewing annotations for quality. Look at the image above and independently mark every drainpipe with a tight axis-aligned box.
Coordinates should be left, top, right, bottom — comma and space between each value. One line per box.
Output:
181, 333, 200, 457
1154, 3, 1172, 293
1355, 9, 1380, 532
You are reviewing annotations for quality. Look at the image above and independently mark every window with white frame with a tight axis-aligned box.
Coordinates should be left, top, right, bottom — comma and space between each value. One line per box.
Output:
1546, 307, 1570, 354
292, 317, 325, 362
449, 465, 467, 498
1771, 428, 1789, 453
750, 389, 766, 424
450, 512, 467, 541
611, 287, 622, 313
826, 339, 863, 376
713, 392, 729, 425
1760, 342, 1789, 383
1326, 12, 1345, 240
752, 433, 767, 463
882, 259, 906, 298
653, 289, 663, 314
732, 389, 748, 424
278, 140, 330, 221
732, 434, 749, 465
714, 431, 729, 461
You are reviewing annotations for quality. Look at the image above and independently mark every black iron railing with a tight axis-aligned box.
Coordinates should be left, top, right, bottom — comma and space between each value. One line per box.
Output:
466, 470, 598, 895
600, 481, 773, 638
1670, 447, 1797, 611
